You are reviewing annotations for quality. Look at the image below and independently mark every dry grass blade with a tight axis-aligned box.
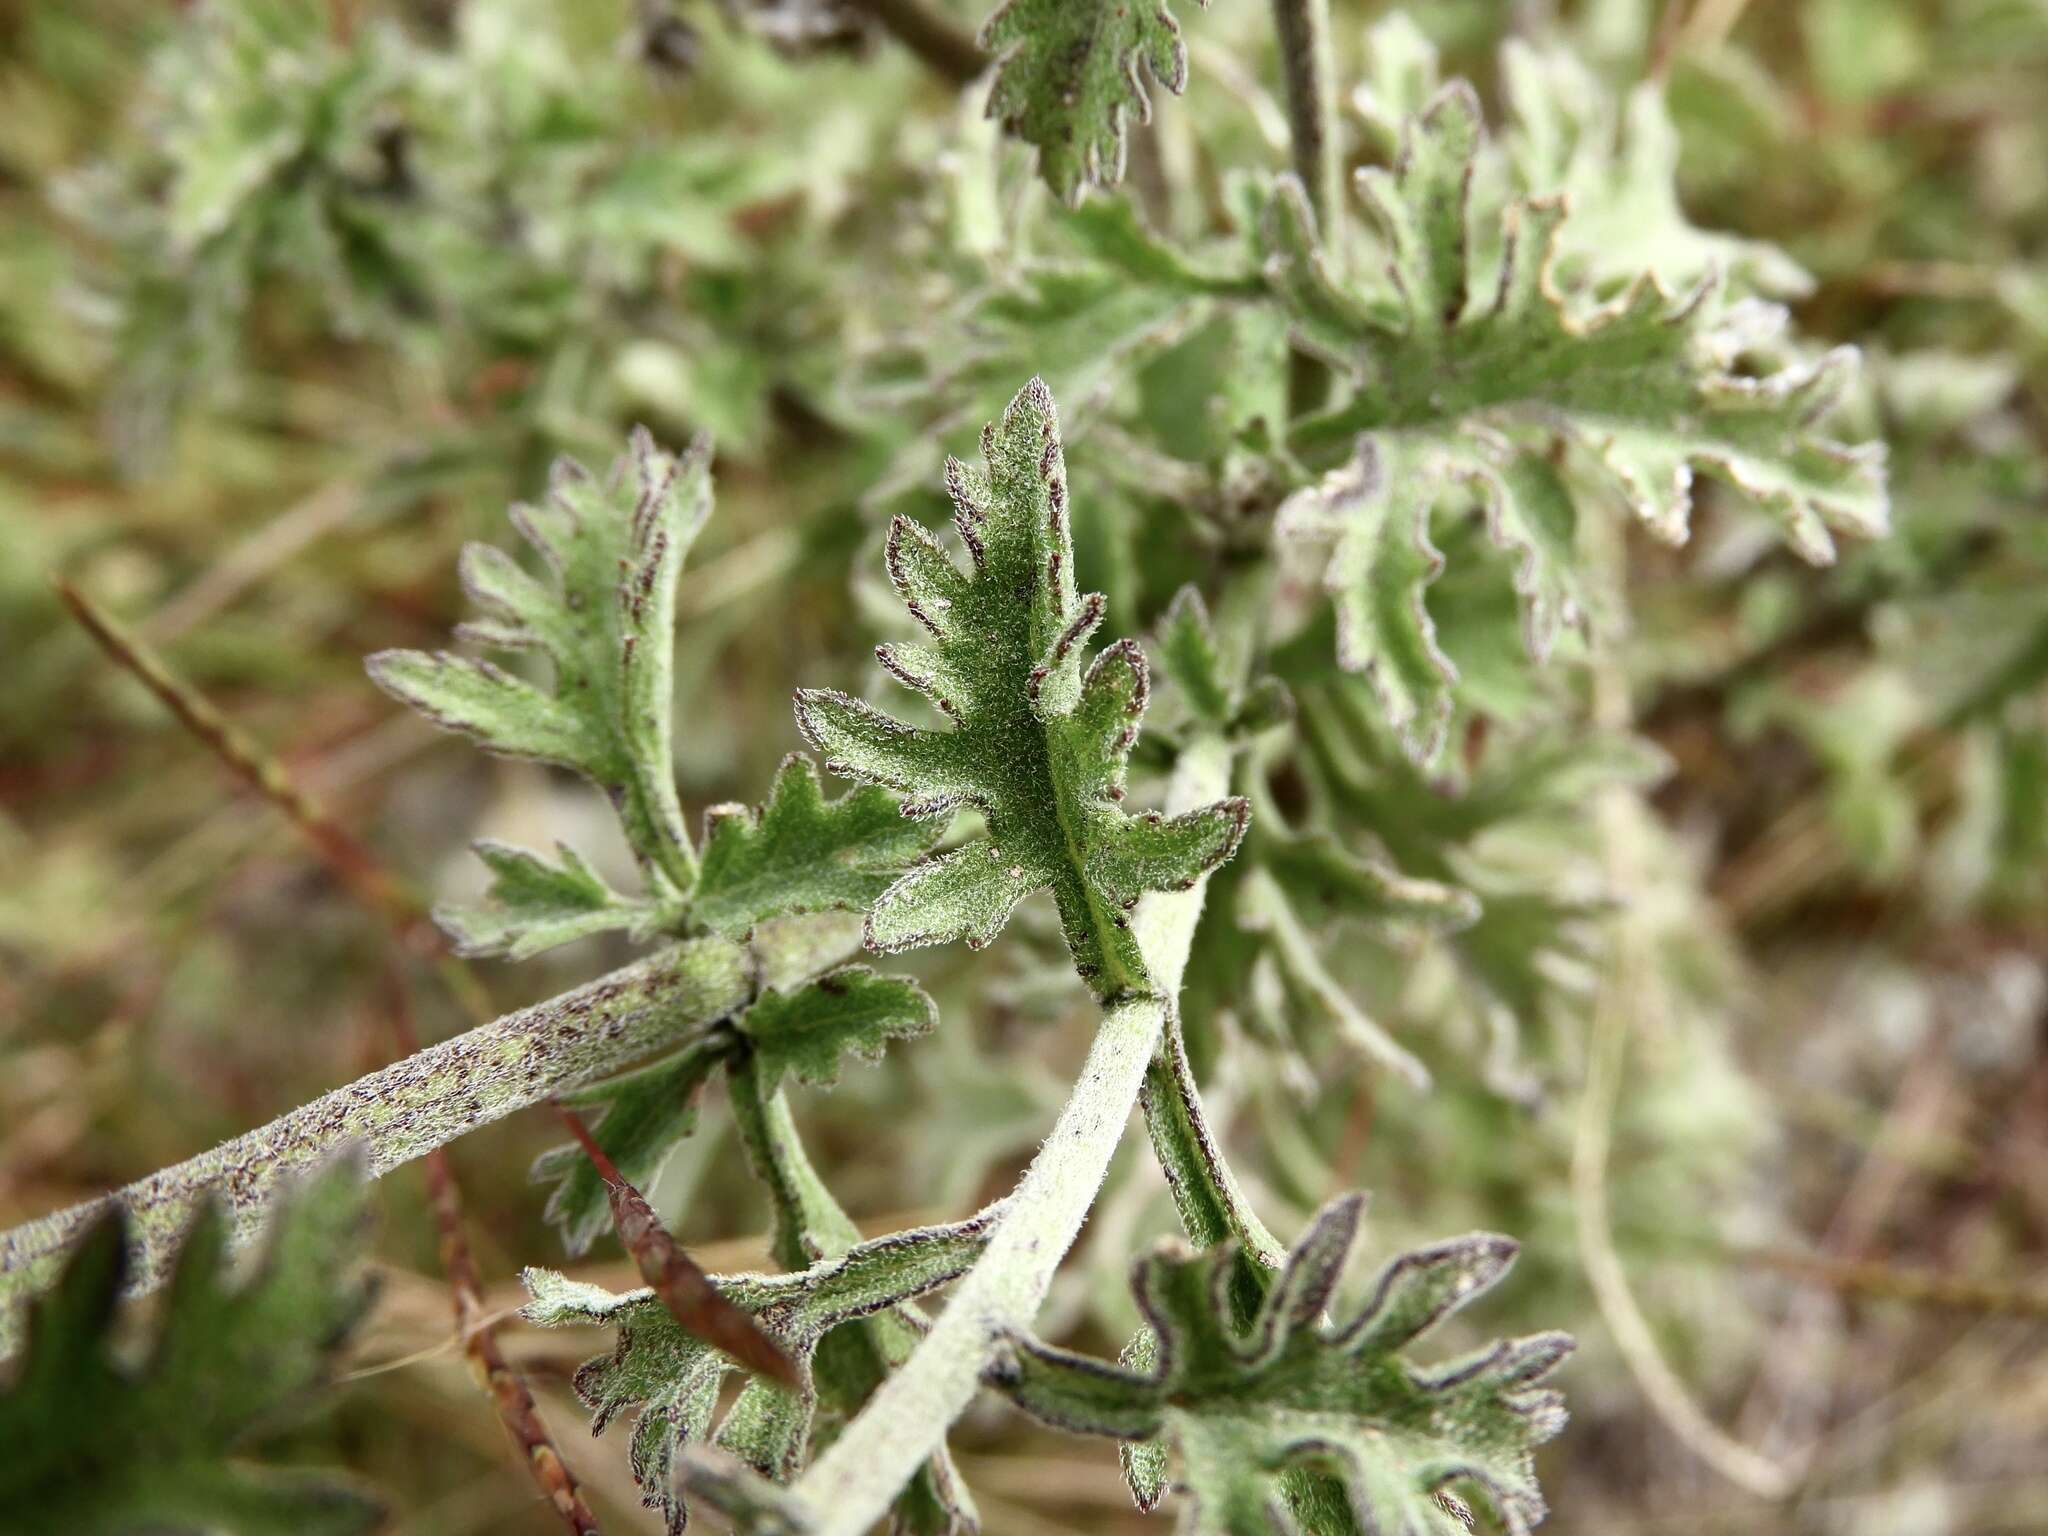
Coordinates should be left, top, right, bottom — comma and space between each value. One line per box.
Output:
554, 1106, 801, 1389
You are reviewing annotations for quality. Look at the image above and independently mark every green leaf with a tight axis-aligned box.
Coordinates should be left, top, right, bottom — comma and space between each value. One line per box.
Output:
1500, 42, 1814, 300
981, 0, 1205, 205
524, 1210, 996, 1536
796, 378, 1248, 997
996, 1195, 1571, 1535
369, 428, 711, 900
532, 1040, 724, 1258
1153, 585, 1292, 739
1262, 82, 1887, 762
693, 754, 942, 940
438, 839, 657, 961
0, 1156, 380, 1535
736, 966, 939, 1091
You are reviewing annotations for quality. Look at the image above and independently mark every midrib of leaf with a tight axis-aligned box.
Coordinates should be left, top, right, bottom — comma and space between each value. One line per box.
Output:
1047, 726, 1153, 1001
1300, 289, 1712, 451
559, 523, 697, 897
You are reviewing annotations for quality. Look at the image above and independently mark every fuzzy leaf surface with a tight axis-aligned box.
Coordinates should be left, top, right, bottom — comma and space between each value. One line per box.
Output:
369, 428, 710, 899
0, 1156, 378, 1535
1153, 585, 1292, 739
438, 839, 656, 962
1263, 82, 1886, 761
693, 754, 941, 940
998, 1194, 1571, 1535
735, 966, 938, 1092
524, 1211, 996, 1535
981, 0, 1206, 204
796, 378, 1248, 996
532, 1041, 724, 1258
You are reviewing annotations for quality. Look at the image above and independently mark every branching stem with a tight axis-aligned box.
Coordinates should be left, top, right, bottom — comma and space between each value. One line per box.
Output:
783, 732, 1235, 1532
786, 991, 1166, 1534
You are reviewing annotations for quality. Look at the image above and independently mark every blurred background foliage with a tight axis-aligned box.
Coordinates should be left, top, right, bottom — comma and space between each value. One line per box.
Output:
3, 0, 2047, 1531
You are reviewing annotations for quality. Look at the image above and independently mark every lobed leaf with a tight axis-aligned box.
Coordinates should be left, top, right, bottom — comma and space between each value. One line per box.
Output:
735, 966, 939, 1092
370, 428, 711, 901
693, 754, 942, 940
981, 0, 1207, 205
1262, 81, 1887, 762
997, 1194, 1571, 1535
438, 839, 657, 961
524, 1210, 997, 1534
0, 1155, 380, 1534
1153, 585, 1293, 739
797, 378, 1248, 997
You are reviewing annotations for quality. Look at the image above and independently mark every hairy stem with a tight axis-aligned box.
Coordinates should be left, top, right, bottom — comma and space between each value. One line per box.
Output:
1269, 0, 1340, 255
728, 1057, 865, 1268
783, 733, 1236, 1532
785, 991, 1166, 1534
1136, 735, 1286, 1321
0, 939, 751, 1348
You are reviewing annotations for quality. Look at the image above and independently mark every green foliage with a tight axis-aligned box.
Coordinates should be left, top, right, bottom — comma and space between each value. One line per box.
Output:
735, 966, 938, 1092
0, 1157, 377, 1535
523, 1210, 996, 1534
797, 378, 1248, 996
34, 0, 2048, 1528
371, 428, 710, 903
982, 0, 1204, 205
997, 1194, 1569, 1535
1153, 585, 1293, 741
1261, 81, 1888, 761
439, 838, 658, 960
693, 755, 943, 941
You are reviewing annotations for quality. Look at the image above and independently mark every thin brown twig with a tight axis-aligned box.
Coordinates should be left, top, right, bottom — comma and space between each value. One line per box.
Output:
384, 964, 605, 1536
59, 577, 493, 1026
1732, 1244, 2048, 1321
59, 576, 607, 1532
554, 1105, 800, 1388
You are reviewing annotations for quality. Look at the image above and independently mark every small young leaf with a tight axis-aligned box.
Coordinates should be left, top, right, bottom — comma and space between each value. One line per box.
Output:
0, 1156, 380, 1535
736, 966, 939, 1092
532, 1041, 724, 1257
693, 754, 942, 940
439, 839, 657, 961
796, 378, 1249, 997
981, 0, 1207, 205
1151, 584, 1292, 741
996, 1194, 1572, 1535
370, 428, 711, 899
525, 1211, 997, 1535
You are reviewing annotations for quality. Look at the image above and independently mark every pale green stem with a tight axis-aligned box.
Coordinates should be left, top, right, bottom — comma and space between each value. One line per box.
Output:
0, 938, 751, 1349
1133, 733, 1287, 1286
782, 735, 1235, 1535
786, 992, 1165, 1534
727, 1057, 865, 1268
